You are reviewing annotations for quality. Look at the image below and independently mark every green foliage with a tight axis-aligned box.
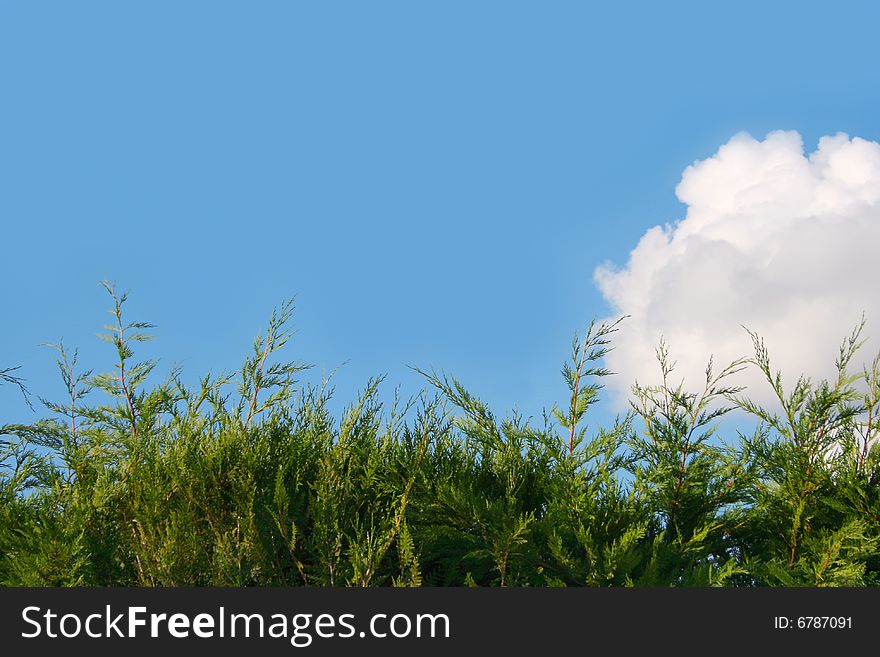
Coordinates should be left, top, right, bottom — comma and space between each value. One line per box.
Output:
733, 319, 880, 585
626, 342, 752, 585
2, 286, 880, 586
0, 366, 32, 409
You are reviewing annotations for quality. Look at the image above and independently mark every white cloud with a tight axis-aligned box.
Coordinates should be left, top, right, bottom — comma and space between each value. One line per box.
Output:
595, 130, 880, 408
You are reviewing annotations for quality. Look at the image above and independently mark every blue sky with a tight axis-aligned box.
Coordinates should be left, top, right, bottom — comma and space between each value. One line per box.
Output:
2, 1, 880, 429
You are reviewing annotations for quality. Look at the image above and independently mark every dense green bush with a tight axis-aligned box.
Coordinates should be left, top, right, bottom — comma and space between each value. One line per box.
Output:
2, 284, 879, 586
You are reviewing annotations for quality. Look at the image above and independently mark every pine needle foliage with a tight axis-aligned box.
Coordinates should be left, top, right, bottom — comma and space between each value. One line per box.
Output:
2, 286, 880, 586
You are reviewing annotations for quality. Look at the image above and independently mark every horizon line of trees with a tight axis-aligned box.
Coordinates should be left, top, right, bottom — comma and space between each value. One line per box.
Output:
1, 283, 879, 587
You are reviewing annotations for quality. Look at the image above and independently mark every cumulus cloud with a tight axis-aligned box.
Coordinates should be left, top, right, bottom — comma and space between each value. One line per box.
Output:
595, 130, 880, 408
